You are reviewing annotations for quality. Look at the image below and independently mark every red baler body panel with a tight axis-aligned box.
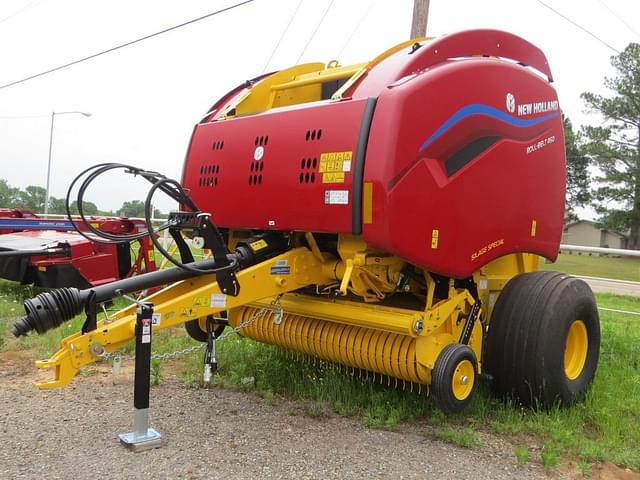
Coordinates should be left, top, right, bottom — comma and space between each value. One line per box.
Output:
361, 60, 564, 278
182, 30, 566, 278
184, 99, 372, 233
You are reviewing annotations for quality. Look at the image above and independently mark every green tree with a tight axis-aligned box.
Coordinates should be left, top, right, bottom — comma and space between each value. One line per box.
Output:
68, 200, 99, 216
47, 197, 67, 215
16, 185, 47, 212
118, 200, 146, 218
563, 116, 590, 221
117, 200, 162, 218
0, 179, 20, 207
581, 43, 640, 249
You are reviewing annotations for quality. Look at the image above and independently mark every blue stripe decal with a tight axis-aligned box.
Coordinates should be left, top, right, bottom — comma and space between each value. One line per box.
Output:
419, 104, 559, 151
0, 220, 75, 230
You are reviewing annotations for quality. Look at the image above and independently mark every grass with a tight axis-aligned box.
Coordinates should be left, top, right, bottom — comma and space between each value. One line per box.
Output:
577, 459, 592, 477
436, 427, 481, 448
150, 359, 164, 386
541, 443, 561, 469
595, 292, 640, 312
515, 446, 529, 465
180, 292, 640, 471
0, 282, 46, 350
541, 252, 640, 281
1, 278, 639, 471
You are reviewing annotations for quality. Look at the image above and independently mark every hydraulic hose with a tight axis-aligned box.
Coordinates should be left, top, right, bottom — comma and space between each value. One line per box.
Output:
66, 162, 227, 275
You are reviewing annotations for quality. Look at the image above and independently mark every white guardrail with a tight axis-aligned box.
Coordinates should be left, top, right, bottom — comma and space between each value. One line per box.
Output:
560, 244, 640, 258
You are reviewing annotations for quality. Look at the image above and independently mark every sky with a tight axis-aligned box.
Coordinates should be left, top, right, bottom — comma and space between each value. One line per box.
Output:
0, 0, 638, 215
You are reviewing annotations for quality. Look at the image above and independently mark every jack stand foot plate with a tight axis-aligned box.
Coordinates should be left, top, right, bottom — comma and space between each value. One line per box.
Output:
118, 428, 163, 452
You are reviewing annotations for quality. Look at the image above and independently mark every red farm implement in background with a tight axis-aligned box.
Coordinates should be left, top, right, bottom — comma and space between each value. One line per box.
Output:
0, 209, 157, 288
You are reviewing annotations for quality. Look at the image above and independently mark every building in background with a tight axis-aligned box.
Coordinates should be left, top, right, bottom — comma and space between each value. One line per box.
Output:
562, 220, 628, 250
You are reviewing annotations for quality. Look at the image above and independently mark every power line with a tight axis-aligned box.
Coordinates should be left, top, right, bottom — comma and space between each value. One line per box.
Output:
0, 114, 49, 119
533, 0, 619, 54
262, 0, 304, 73
296, 0, 335, 63
596, 0, 640, 39
0, 0, 257, 90
336, 0, 377, 60
0, 0, 45, 25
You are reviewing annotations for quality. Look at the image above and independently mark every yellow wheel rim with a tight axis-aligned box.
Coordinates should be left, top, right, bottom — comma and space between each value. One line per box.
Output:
451, 359, 475, 401
564, 320, 588, 380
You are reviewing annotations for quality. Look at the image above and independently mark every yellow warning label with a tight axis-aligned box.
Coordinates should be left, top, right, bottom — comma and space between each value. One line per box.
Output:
319, 151, 353, 173
322, 172, 345, 184
38, 266, 47, 272
530, 220, 537, 237
180, 307, 198, 317
148, 250, 155, 263
250, 239, 268, 251
193, 297, 209, 307
431, 229, 439, 249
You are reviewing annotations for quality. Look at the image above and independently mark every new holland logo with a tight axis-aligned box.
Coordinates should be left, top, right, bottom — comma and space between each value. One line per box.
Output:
505, 93, 516, 113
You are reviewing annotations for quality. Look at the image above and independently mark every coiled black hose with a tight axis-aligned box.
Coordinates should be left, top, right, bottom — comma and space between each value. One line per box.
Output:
11, 163, 238, 338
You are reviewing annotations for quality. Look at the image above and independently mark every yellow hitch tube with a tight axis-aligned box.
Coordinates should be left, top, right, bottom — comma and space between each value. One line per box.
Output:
34, 248, 332, 389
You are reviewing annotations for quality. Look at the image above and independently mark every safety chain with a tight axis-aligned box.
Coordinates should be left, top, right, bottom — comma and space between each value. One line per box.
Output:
97, 297, 282, 364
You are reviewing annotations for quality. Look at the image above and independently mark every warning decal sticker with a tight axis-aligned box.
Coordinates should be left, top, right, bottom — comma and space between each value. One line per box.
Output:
324, 190, 349, 205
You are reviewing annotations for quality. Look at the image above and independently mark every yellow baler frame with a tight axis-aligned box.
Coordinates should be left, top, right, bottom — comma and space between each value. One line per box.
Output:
34, 233, 538, 394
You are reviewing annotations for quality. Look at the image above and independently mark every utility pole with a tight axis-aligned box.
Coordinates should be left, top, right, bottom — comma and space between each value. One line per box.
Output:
410, 0, 430, 39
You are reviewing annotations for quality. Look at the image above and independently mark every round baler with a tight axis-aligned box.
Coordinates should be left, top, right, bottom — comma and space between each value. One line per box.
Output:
16, 29, 599, 414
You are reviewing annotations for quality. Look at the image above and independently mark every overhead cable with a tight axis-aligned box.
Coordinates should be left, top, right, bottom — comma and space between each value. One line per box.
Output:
0, 0, 257, 90
0, 0, 45, 25
262, 0, 304, 73
596, 0, 640, 39
295, 0, 335, 63
336, 0, 377, 60
533, 0, 619, 54
0, 114, 49, 119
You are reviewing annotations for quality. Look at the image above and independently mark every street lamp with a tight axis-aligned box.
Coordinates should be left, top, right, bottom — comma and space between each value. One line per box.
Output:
44, 110, 92, 215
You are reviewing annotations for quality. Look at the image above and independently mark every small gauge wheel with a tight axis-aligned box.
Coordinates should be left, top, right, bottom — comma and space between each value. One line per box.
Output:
185, 312, 227, 342
431, 343, 478, 413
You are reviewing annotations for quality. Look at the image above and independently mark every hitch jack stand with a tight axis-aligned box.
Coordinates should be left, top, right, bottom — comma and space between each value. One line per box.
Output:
118, 302, 162, 451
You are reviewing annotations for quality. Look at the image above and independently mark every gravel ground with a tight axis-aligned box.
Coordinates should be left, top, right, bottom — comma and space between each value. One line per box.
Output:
0, 353, 561, 480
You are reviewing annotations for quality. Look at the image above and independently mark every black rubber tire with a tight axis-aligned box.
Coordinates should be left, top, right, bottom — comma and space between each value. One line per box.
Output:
431, 343, 478, 414
484, 271, 600, 409
184, 312, 227, 342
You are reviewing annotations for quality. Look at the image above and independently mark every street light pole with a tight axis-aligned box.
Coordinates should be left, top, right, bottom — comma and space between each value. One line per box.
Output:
44, 112, 56, 216
44, 110, 91, 216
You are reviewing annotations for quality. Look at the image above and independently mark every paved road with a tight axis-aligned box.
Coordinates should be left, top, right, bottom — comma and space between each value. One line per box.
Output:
577, 275, 640, 296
